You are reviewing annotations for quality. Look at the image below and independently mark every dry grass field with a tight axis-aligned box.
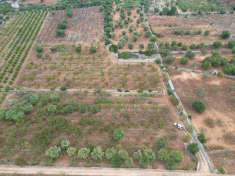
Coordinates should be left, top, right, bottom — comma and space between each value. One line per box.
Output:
16, 45, 162, 90
38, 7, 104, 44
171, 71, 235, 173
149, 14, 235, 45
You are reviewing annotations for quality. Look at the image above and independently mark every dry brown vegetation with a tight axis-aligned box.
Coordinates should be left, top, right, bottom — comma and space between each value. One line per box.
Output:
38, 7, 104, 44
149, 14, 235, 45
171, 71, 235, 173
16, 45, 162, 90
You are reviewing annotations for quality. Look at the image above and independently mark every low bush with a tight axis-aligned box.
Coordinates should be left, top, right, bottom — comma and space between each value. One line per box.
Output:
212, 41, 222, 49
133, 148, 156, 168
198, 132, 206, 144
67, 147, 77, 158
75, 44, 82, 53
185, 50, 195, 59
158, 148, 183, 169
60, 139, 70, 151
89, 45, 97, 54
228, 40, 235, 49
180, 57, 188, 65
113, 129, 124, 141
192, 101, 205, 113
77, 148, 90, 159
91, 146, 104, 160
187, 143, 199, 155
46, 146, 61, 160
220, 31, 231, 39
154, 137, 168, 152
66, 7, 73, 17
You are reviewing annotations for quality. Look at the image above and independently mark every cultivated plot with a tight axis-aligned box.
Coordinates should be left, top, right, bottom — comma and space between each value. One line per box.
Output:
38, 7, 104, 44
17, 46, 162, 90
149, 14, 235, 45
0, 92, 195, 169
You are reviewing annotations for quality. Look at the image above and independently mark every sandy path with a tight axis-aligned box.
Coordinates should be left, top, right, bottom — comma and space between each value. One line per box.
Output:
0, 165, 227, 176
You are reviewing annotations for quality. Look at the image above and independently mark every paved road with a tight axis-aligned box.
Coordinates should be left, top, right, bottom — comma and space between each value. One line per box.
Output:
0, 166, 230, 176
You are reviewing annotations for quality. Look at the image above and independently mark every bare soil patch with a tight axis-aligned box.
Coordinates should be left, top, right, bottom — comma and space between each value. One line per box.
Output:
171, 71, 235, 173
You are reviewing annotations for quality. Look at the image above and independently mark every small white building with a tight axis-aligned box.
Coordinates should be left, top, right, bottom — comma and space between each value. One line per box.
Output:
11, 0, 19, 9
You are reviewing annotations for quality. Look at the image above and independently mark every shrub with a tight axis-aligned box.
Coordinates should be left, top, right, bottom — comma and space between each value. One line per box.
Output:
192, 101, 205, 113
0, 109, 5, 120
202, 59, 211, 70
5, 108, 25, 122
89, 45, 97, 54
228, 40, 235, 49
105, 147, 117, 160
128, 43, 133, 49
212, 41, 222, 49
56, 29, 65, 37
61, 101, 79, 114
218, 167, 226, 174
138, 44, 144, 50
47, 104, 58, 114
66, 7, 73, 17
109, 44, 118, 53
204, 30, 210, 36
180, 57, 188, 65
133, 148, 156, 168
75, 44, 82, 53
154, 137, 168, 152
232, 47, 235, 54
35, 45, 44, 58
46, 146, 61, 160
20, 103, 33, 114
26, 94, 39, 105
113, 129, 124, 141
164, 55, 175, 65
111, 149, 131, 167
187, 143, 199, 155
198, 132, 206, 144
48, 93, 59, 103
185, 50, 195, 59
91, 146, 104, 160
67, 147, 77, 158
220, 31, 231, 39
60, 139, 70, 151
57, 20, 67, 30
77, 148, 90, 160
223, 64, 235, 75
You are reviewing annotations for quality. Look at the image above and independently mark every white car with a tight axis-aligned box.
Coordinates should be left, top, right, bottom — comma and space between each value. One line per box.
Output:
174, 122, 184, 130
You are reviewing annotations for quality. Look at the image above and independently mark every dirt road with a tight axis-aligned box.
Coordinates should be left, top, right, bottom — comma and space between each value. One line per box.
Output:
0, 166, 227, 176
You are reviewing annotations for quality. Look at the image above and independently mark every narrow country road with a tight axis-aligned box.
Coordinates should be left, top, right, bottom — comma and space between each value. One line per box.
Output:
0, 165, 229, 176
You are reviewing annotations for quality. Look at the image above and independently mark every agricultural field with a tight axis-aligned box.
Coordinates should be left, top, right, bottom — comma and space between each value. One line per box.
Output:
149, 14, 235, 46
0, 92, 195, 169
17, 45, 162, 90
171, 71, 235, 173
38, 7, 104, 44
176, 0, 224, 13
110, 1, 150, 52
0, 11, 47, 87
21, 0, 57, 5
